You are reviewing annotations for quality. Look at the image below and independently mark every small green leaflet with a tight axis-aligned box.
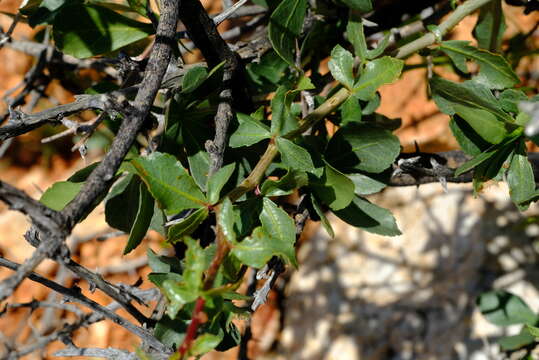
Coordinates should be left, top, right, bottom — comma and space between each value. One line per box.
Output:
167, 207, 209, 243
477, 290, 538, 327
473, 0, 506, 51
310, 194, 335, 238
231, 198, 297, 268
439, 40, 518, 90
40, 181, 83, 211
268, 0, 308, 67
353, 57, 403, 100
132, 152, 207, 215
348, 173, 387, 195
181, 66, 208, 93
452, 103, 507, 144
328, 45, 355, 89
261, 169, 308, 196
123, 182, 154, 254
206, 163, 236, 204
276, 137, 315, 173
229, 113, 271, 148
52, 4, 154, 58
340, 95, 362, 126
507, 140, 535, 208
333, 195, 401, 236
218, 197, 236, 243
310, 161, 355, 211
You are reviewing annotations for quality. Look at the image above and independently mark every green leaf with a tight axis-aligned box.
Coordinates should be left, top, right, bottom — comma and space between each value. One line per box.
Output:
328, 45, 355, 89
40, 181, 83, 211
333, 195, 401, 236
124, 182, 154, 254
430, 77, 513, 123
477, 290, 538, 327
310, 161, 355, 210
449, 117, 490, 156
167, 207, 209, 243
127, 0, 149, 17
276, 137, 315, 173
190, 332, 223, 356
439, 40, 518, 90
452, 103, 507, 144
346, 16, 367, 63
507, 140, 535, 207
231, 198, 297, 267
353, 57, 403, 101
326, 123, 401, 173
340, 95, 362, 126
348, 173, 387, 195
218, 197, 236, 243
268, 0, 307, 67
340, 0, 372, 12
153, 315, 188, 349
454, 145, 499, 176
52, 4, 154, 58
498, 331, 536, 351
310, 194, 334, 238
182, 66, 208, 93
499, 89, 528, 114
105, 174, 140, 233
271, 85, 299, 136
525, 324, 539, 338
207, 163, 236, 204
229, 113, 271, 148
147, 248, 182, 274
132, 152, 207, 215
473, 0, 506, 51
261, 169, 308, 196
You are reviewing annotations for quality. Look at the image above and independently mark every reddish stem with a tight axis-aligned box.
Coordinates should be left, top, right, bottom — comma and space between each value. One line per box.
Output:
177, 297, 206, 358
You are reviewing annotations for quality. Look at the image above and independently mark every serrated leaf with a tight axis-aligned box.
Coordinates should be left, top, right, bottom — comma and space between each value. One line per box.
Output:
124, 182, 154, 254
326, 123, 401, 173
310, 161, 355, 210
347, 17, 367, 63
40, 181, 83, 211
276, 137, 315, 173
52, 4, 154, 58
229, 113, 271, 148
207, 163, 236, 204
182, 66, 208, 94
430, 77, 513, 123
261, 169, 308, 196
477, 290, 538, 326
348, 173, 387, 195
353, 57, 403, 100
167, 207, 209, 243
310, 194, 334, 238
507, 140, 535, 207
231, 198, 297, 267
439, 40, 518, 90
473, 0, 506, 51
333, 195, 401, 236
132, 152, 207, 215
268, 0, 307, 67
340, 0, 372, 12
328, 45, 355, 89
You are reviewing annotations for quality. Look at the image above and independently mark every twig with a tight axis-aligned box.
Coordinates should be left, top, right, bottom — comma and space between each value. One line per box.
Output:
53, 346, 137, 360
213, 0, 249, 26
0, 257, 170, 354
1, 299, 84, 318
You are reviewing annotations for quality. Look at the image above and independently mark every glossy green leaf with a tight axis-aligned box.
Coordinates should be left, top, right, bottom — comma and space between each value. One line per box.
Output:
276, 137, 315, 173
52, 4, 154, 58
310, 194, 334, 238
310, 161, 355, 210
340, 0, 372, 12
190, 332, 223, 356
167, 207, 209, 243
348, 173, 387, 195
498, 331, 536, 351
147, 248, 182, 274
231, 198, 297, 267
268, 0, 307, 67
229, 113, 271, 148
182, 66, 208, 94
218, 197, 236, 243
328, 45, 355, 89
132, 152, 207, 215
430, 77, 513, 123
341, 95, 362, 126
507, 141, 535, 207
454, 145, 499, 176
40, 181, 83, 211
207, 163, 236, 204
326, 123, 401, 173
353, 57, 403, 100
153, 315, 188, 348
473, 0, 506, 51
477, 290, 538, 326
439, 40, 518, 90
271, 85, 298, 136
449, 117, 490, 156
261, 169, 308, 196
346, 17, 367, 63
334, 195, 401, 236
124, 182, 154, 254
499, 89, 528, 114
